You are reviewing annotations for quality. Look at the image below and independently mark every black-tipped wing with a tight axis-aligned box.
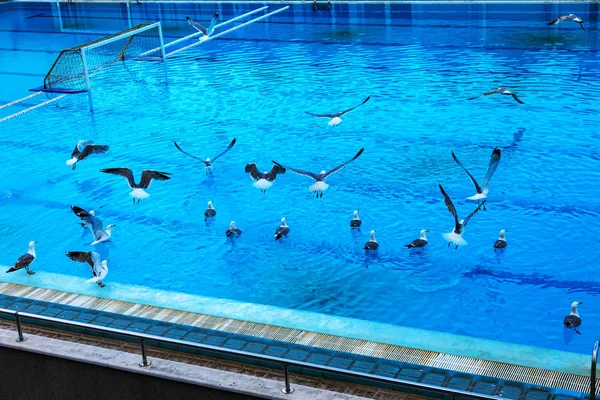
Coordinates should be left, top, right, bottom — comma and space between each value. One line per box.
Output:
336, 96, 371, 117
547, 18, 560, 25
305, 111, 336, 119
245, 163, 262, 180
323, 148, 364, 178
207, 13, 219, 35
467, 89, 500, 101
481, 148, 501, 192
451, 151, 482, 194
71, 205, 92, 218
462, 201, 486, 229
65, 251, 99, 270
265, 164, 286, 181
100, 168, 135, 188
438, 184, 460, 232
579, 22, 585, 30
510, 94, 525, 104
306, 96, 371, 118
186, 15, 207, 35
272, 161, 319, 180
211, 138, 236, 163
139, 170, 172, 189
13, 253, 34, 270
174, 142, 205, 162
79, 144, 109, 160
70, 144, 81, 158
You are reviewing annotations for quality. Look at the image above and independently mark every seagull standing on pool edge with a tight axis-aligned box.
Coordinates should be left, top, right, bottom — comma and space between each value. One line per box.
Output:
6, 241, 37, 275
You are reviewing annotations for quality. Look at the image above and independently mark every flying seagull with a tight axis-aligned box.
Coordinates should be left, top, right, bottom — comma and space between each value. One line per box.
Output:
563, 301, 582, 334
439, 184, 486, 249
363, 230, 379, 251
71, 206, 116, 246
186, 13, 219, 41
406, 230, 429, 249
467, 88, 524, 104
273, 148, 364, 198
275, 218, 290, 240
226, 221, 242, 238
306, 96, 371, 127
244, 163, 286, 193
204, 200, 216, 220
174, 138, 236, 175
100, 168, 171, 203
350, 210, 362, 228
66, 140, 109, 170
452, 147, 501, 208
6, 241, 37, 275
65, 251, 109, 288
494, 230, 507, 251
548, 14, 585, 30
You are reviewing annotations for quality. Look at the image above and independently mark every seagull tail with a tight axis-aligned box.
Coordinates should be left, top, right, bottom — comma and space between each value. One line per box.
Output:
253, 179, 273, 191
442, 232, 467, 247
66, 158, 77, 166
328, 117, 342, 127
86, 276, 101, 283
309, 181, 329, 193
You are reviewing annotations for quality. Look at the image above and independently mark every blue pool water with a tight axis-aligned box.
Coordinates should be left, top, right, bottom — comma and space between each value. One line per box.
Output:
0, 1, 599, 357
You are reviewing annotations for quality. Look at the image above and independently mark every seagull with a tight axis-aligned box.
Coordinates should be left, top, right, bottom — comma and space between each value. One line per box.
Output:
226, 221, 242, 237
363, 230, 379, 250
350, 210, 362, 228
65, 251, 109, 288
174, 138, 236, 175
406, 230, 429, 249
452, 147, 501, 208
100, 168, 171, 203
204, 200, 216, 220
6, 241, 37, 275
186, 13, 219, 41
548, 14, 585, 30
272, 148, 364, 198
467, 88, 524, 104
439, 184, 486, 249
494, 230, 508, 251
274, 218, 290, 240
244, 163, 286, 193
306, 96, 370, 127
71, 206, 116, 246
563, 301, 583, 334
66, 140, 109, 170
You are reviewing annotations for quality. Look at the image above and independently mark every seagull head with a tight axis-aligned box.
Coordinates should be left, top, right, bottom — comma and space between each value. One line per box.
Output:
571, 301, 582, 308
280, 217, 287, 226
208, 200, 214, 209
420, 229, 429, 238
370, 230, 376, 241
230, 221, 236, 229
499, 229, 507, 238
28, 241, 37, 247
89, 210, 96, 216
205, 158, 211, 164
107, 224, 117, 229
101, 260, 109, 268
353, 210, 359, 218
320, 170, 326, 175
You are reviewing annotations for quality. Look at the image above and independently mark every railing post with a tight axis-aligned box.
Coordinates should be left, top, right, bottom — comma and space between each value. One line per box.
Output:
139, 338, 151, 367
15, 313, 27, 343
592, 340, 598, 400
281, 364, 294, 394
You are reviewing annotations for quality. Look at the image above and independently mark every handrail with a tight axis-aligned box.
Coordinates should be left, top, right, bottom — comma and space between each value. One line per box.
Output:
593, 340, 599, 400
0, 307, 503, 399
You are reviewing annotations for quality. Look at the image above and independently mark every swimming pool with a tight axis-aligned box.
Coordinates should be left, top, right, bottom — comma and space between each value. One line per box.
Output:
0, 1, 598, 359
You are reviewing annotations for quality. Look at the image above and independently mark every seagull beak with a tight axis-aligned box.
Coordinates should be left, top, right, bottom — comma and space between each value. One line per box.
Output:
425, 230, 430, 232
34, 241, 38, 244
578, 302, 583, 305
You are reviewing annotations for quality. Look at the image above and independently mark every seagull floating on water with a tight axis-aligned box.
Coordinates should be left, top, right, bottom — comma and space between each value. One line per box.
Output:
226, 221, 242, 237
65, 251, 109, 288
563, 301, 583, 334
245, 163, 286, 193
66, 140, 109, 170
204, 200, 216, 220
405, 230, 429, 249
494, 230, 507, 251
275, 218, 290, 240
273, 148, 364, 198
439, 184, 485, 249
452, 147, 501, 209
363, 230, 379, 251
174, 138, 236, 175
6, 241, 37, 275
548, 14, 585, 30
467, 88, 524, 104
186, 13, 219, 41
71, 206, 116, 246
306, 96, 370, 127
100, 168, 171, 203
350, 210, 362, 228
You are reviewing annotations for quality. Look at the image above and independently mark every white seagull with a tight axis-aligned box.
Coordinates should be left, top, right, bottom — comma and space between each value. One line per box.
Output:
272, 148, 364, 198
100, 168, 171, 203
452, 147, 501, 209
244, 163, 286, 193
563, 301, 582, 334
226, 221, 242, 238
350, 210, 362, 228
204, 200, 216, 221
494, 230, 508, 251
66, 140, 109, 170
274, 218, 290, 240
548, 14, 585, 30
174, 138, 236, 175
363, 230, 379, 251
71, 206, 116, 246
6, 241, 37, 275
186, 13, 219, 41
467, 88, 524, 104
306, 96, 371, 127
405, 230, 429, 249
439, 184, 485, 249
65, 251, 109, 288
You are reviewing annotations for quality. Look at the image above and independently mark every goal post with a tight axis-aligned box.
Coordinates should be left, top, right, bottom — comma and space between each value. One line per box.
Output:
35, 22, 165, 94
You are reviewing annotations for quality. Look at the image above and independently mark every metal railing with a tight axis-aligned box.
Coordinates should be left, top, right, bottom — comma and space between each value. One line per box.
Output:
593, 340, 599, 400
0, 307, 554, 399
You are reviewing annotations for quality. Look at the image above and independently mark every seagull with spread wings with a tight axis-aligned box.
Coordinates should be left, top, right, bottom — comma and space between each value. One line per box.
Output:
186, 13, 219, 41
451, 147, 501, 209
71, 206, 116, 246
273, 148, 364, 198
548, 14, 585, 30
65, 251, 109, 288
244, 163, 286, 193
306, 96, 370, 126
467, 88, 524, 104
66, 140, 109, 170
100, 168, 171, 203
174, 138, 236, 175
439, 184, 485, 249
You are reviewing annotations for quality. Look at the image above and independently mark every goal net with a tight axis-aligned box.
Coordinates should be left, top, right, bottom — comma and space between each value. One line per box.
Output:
40, 22, 164, 93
